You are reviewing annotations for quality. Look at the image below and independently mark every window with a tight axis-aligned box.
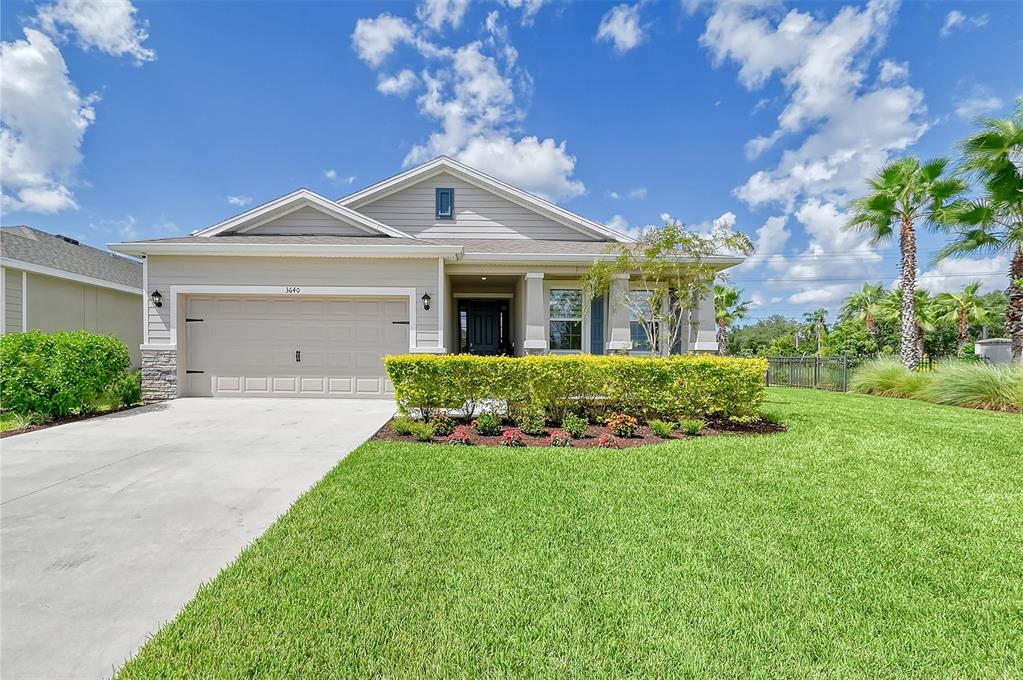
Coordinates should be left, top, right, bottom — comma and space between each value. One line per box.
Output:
436, 188, 454, 219
629, 290, 657, 353
549, 289, 583, 351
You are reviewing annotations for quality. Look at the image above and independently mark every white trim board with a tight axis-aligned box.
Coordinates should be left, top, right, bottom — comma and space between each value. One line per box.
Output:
108, 242, 462, 259
1, 258, 143, 296
164, 284, 435, 354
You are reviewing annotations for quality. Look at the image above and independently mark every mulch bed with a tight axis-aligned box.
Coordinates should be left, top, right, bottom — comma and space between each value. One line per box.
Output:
373, 418, 786, 448
0, 405, 143, 439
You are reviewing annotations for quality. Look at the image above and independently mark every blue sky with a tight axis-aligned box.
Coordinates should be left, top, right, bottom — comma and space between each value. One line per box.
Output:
2, 0, 1020, 322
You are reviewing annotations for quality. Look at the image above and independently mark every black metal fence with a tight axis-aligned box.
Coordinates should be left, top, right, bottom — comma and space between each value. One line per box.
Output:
765, 356, 854, 391
765, 355, 952, 392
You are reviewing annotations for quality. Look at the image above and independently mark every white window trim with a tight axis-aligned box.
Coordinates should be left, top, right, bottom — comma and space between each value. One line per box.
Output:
147, 285, 439, 353
544, 282, 589, 354
626, 288, 661, 356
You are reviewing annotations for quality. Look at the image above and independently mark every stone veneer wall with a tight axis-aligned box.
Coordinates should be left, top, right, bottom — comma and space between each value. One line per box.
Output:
141, 348, 177, 402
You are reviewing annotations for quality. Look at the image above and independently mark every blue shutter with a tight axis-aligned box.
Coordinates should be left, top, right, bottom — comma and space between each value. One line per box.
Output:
590, 295, 604, 355
436, 188, 454, 219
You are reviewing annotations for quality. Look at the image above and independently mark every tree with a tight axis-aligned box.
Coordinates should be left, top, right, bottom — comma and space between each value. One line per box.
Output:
935, 98, 1023, 364
935, 282, 994, 355
801, 308, 828, 357
727, 315, 800, 356
713, 284, 750, 355
880, 288, 937, 360
846, 157, 967, 368
583, 220, 753, 354
841, 282, 886, 342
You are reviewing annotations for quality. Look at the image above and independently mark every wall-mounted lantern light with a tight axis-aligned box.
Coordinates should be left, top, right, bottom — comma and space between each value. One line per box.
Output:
151, 289, 163, 308
421, 293, 431, 311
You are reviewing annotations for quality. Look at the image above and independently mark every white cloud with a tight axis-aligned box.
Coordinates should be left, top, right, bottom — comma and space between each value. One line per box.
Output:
324, 169, 356, 184
457, 135, 585, 201
606, 214, 630, 233
878, 58, 908, 83
35, 0, 155, 64
324, 169, 337, 180
940, 10, 988, 38
417, 0, 471, 31
351, 13, 415, 66
917, 255, 1008, 294
737, 214, 790, 271
609, 191, 621, 199
353, 9, 586, 202
0, 29, 96, 214
227, 195, 251, 207
628, 187, 647, 199
596, 4, 646, 54
499, 0, 549, 25
377, 68, 419, 96
955, 92, 1003, 121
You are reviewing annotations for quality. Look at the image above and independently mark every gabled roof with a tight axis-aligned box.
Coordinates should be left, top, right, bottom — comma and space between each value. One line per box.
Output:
192, 188, 413, 238
337, 156, 635, 243
1, 226, 142, 293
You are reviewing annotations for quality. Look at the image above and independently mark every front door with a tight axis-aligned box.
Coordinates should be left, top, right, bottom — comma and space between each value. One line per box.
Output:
468, 301, 501, 355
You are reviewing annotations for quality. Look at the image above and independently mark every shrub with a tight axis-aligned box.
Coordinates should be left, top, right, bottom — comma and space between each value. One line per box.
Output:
649, 419, 674, 438
447, 425, 473, 446
917, 362, 1023, 412
547, 430, 572, 447
516, 404, 547, 436
392, 416, 416, 436
385, 354, 767, 423
430, 412, 457, 436
596, 432, 619, 449
679, 419, 705, 436
473, 411, 503, 436
562, 412, 589, 438
500, 428, 525, 447
850, 358, 931, 399
0, 330, 131, 418
408, 422, 436, 442
109, 370, 143, 408
606, 413, 639, 438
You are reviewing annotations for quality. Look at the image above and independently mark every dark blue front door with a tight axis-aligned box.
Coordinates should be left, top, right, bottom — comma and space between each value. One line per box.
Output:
468, 302, 501, 355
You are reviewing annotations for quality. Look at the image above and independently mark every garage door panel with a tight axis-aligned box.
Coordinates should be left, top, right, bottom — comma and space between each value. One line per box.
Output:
186, 295, 408, 398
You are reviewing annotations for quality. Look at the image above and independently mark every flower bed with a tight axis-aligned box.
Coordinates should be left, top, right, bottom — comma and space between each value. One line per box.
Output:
373, 415, 784, 448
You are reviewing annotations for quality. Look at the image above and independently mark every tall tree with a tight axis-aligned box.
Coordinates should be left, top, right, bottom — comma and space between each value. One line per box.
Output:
713, 284, 750, 355
801, 308, 828, 357
935, 282, 994, 355
880, 288, 937, 361
935, 98, 1023, 364
846, 157, 967, 368
841, 282, 886, 342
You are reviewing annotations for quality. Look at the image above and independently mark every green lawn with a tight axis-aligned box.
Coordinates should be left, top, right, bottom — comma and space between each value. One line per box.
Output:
118, 389, 1021, 678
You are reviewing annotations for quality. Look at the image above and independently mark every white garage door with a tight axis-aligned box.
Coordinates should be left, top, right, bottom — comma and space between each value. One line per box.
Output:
184, 295, 409, 398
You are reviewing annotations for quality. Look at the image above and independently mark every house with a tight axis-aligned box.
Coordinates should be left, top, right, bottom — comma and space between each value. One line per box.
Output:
1, 226, 144, 367
109, 157, 743, 401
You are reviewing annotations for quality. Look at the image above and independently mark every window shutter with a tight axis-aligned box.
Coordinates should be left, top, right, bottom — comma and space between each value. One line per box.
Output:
590, 295, 604, 355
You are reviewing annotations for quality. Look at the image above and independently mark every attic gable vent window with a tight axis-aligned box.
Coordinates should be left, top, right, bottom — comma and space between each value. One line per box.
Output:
435, 188, 454, 220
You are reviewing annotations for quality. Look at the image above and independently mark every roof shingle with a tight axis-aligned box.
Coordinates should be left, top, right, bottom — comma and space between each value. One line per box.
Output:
1, 226, 142, 289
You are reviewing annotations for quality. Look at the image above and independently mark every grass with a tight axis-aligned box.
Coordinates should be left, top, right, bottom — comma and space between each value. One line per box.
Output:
117, 389, 1022, 678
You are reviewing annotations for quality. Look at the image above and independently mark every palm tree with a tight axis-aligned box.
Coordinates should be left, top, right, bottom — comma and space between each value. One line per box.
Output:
935, 282, 994, 355
880, 288, 937, 362
935, 98, 1023, 364
847, 157, 967, 368
801, 308, 828, 357
714, 284, 750, 355
841, 282, 886, 342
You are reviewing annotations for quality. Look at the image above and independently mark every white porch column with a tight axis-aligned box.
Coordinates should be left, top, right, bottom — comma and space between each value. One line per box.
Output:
523, 272, 547, 354
692, 288, 718, 353
606, 273, 632, 353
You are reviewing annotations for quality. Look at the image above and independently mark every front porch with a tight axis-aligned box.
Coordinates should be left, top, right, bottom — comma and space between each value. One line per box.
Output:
442, 268, 718, 356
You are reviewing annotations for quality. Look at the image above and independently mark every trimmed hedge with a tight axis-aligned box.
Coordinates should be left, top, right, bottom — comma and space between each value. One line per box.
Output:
0, 330, 131, 417
385, 354, 767, 422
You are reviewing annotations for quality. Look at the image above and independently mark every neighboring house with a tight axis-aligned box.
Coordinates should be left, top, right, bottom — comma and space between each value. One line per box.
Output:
110, 156, 743, 401
1, 226, 144, 367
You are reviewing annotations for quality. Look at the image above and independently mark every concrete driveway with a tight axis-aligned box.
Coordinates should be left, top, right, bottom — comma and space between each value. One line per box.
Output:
1, 398, 395, 680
